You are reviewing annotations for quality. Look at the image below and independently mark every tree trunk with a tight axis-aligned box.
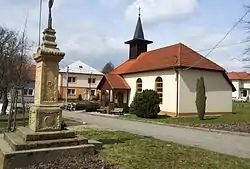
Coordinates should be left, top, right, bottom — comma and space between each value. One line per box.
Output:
1, 88, 8, 115
0, 90, 2, 101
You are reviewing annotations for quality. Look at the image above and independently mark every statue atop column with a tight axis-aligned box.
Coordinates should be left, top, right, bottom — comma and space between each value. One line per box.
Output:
48, 0, 54, 29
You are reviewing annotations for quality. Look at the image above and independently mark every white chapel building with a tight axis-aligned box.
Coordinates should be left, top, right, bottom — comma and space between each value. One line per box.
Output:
97, 15, 235, 117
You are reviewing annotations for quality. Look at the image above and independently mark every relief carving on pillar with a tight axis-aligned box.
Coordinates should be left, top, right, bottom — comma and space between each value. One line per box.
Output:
38, 111, 60, 130
42, 69, 58, 102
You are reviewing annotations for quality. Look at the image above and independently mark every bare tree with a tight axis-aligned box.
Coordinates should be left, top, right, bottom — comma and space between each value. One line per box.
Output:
102, 61, 115, 74
245, 6, 250, 54
0, 26, 32, 115
239, 6, 250, 69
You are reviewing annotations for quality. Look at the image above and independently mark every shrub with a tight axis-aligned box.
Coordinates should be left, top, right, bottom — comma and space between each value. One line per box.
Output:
132, 89, 160, 118
195, 76, 207, 120
75, 102, 99, 111
85, 105, 100, 112
122, 104, 129, 114
77, 94, 83, 101
75, 104, 86, 110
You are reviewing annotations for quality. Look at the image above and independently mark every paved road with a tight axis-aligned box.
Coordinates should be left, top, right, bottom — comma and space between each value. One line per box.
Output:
63, 111, 250, 159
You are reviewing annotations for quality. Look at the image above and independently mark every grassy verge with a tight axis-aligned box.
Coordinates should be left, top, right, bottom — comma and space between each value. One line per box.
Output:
122, 102, 250, 125
78, 128, 250, 169
0, 118, 82, 133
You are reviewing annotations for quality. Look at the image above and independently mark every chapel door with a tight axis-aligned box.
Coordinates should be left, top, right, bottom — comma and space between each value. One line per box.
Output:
117, 91, 124, 107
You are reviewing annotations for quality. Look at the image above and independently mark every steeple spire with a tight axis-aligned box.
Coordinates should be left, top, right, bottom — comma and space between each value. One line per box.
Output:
133, 10, 144, 39
124, 7, 153, 60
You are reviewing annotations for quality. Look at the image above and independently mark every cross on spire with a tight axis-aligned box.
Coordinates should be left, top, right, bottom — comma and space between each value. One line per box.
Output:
138, 7, 141, 16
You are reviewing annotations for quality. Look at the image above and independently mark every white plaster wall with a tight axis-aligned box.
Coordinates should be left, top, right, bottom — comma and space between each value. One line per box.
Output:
232, 80, 240, 98
242, 80, 250, 89
59, 72, 103, 89
179, 69, 232, 113
123, 70, 177, 112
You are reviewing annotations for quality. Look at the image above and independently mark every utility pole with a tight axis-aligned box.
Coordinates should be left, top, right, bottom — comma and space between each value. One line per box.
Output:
38, 0, 43, 46
89, 72, 92, 102
65, 65, 69, 105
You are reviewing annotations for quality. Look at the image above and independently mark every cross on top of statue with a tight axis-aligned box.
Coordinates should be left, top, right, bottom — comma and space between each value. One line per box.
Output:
48, 0, 54, 29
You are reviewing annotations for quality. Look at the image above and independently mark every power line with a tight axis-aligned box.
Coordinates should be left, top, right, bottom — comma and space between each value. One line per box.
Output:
183, 9, 250, 71
195, 40, 249, 53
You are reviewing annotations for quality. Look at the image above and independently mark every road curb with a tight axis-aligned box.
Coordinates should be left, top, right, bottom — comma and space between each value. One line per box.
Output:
83, 112, 250, 137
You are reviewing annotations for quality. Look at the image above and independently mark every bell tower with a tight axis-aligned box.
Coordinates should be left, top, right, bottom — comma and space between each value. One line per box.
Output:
124, 8, 153, 60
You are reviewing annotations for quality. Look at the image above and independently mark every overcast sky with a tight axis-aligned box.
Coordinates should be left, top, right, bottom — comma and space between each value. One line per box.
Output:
0, 0, 250, 72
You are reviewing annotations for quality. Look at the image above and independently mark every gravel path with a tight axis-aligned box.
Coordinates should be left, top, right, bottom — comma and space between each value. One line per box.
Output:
63, 111, 250, 159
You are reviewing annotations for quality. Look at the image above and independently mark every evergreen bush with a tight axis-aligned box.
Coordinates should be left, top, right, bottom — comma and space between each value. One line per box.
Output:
132, 89, 160, 118
195, 76, 207, 120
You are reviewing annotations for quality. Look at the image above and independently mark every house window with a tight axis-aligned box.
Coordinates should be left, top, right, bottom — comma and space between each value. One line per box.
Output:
91, 90, 95, 96
88, 78, 96, 84
67, 89, 76, 95
155, 77, 163, 103
136, 78, 142, 93
23, 89, 34, 96
242, 89, 248, 97
68, 77, 76, 83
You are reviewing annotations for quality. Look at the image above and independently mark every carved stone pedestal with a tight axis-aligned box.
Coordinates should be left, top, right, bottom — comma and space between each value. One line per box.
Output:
29, 105, 62, 132
0, 2, 104, 168
0, 127, 102, 169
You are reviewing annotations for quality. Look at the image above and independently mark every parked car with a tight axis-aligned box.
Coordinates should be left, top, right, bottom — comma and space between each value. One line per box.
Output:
232, 96, 248, 102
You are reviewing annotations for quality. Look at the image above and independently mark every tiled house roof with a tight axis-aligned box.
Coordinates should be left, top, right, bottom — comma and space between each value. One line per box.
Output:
60, 60, 103, 75
97, 74, 130, 90
111, 43, 224, 75
227, 72, 250, 80
100, 43, 235, 92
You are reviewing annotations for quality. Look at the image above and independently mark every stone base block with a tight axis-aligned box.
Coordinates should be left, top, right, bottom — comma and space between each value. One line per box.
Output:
0, 138, 95, 169
0, 128, 103, 169
29, 105, 62, 132
17, 126, 76, 141
4, 132, 88, 151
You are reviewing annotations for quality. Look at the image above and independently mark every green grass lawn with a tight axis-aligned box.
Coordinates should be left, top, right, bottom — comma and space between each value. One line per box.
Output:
123, 102, 250, 125
78, 128, 250, 169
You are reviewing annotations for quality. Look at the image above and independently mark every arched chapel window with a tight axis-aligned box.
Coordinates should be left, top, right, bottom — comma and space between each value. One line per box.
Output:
155, 77, 163, 104
136, 78, 142, 93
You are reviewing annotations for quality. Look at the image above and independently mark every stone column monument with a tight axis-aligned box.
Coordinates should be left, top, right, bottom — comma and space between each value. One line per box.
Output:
29, 0, 65, 132
0, 1, 102, 168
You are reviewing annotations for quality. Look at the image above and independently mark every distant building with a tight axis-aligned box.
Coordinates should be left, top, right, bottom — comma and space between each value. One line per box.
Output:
228, 72, 250, 101
58, 61, 103, 100
4, 64, 36, 105
23, 64, 36, 103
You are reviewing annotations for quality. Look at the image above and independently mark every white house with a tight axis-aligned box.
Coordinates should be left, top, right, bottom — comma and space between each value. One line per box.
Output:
97, 14, 235, 117
59, 60, 103, 100
228, 72, 250, 101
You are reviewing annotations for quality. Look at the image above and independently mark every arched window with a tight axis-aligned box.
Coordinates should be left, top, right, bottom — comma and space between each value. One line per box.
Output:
136, 78, 142, 93
155, 77, 163, 103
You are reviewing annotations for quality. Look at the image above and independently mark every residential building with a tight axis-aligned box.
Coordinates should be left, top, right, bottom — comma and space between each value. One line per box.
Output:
58, 61, 103, 100
3, 64, 36, 107
23, 64, 36, 103
97, 14, 235, 117
228, 72, 250, 101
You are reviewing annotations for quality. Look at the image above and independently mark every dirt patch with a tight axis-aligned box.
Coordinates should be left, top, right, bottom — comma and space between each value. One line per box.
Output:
179, 123, 250, 133
19, 153, 118, 169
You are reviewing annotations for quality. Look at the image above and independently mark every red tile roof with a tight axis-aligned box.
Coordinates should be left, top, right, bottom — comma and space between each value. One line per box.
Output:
111, 43, 225, 74
97, 74, 130, 90
228, 72, 250, 80
108, 43, 235, 92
